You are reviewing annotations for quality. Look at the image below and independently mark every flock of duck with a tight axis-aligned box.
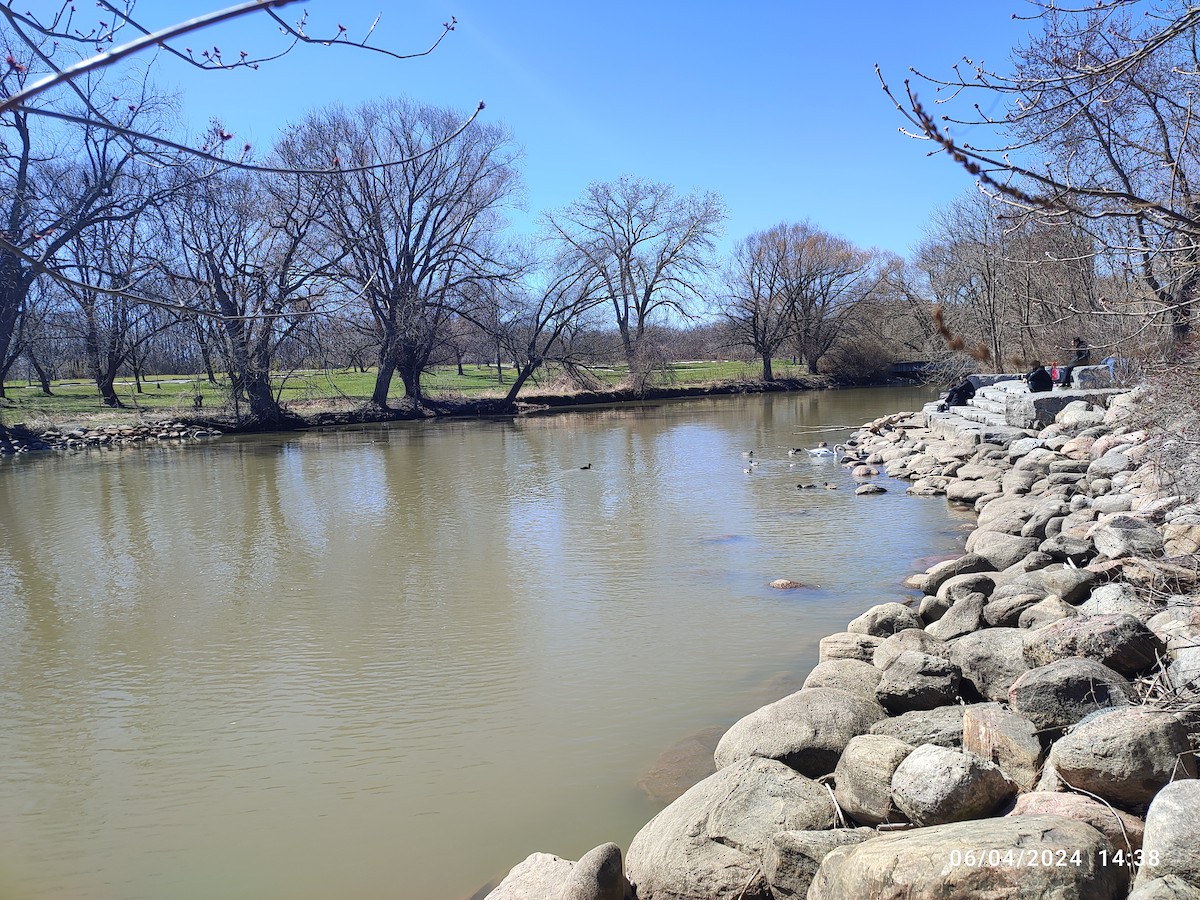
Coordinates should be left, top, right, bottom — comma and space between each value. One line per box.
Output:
740, 440, 859, 490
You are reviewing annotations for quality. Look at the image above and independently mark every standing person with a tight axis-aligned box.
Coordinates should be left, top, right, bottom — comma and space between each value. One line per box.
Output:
1056, 337, 1091, 387
1026, 361, 1053, 393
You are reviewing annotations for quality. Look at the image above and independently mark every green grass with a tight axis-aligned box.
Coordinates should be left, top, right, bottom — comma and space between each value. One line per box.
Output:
0, 359, 818, 426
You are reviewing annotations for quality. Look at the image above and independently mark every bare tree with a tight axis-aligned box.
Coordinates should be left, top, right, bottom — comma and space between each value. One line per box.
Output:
170, 165, 335, 427
546, 176, 724, 379
720, 227, 796, 381
0, 1, 478, 417
775, 222, 881, 374
282, 99, 520, 409
482, 257, 607, 409
882, 0, 1200, 347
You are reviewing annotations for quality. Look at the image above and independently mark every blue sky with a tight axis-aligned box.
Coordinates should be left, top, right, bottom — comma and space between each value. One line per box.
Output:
134, 1, 1037, 259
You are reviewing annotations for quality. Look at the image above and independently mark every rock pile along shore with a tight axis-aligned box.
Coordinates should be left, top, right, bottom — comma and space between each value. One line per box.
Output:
489, 385, 1200, 900
0, 423, 224, 454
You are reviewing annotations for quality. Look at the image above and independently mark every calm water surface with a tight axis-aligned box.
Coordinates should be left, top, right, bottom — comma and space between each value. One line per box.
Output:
0, 387, 971, 900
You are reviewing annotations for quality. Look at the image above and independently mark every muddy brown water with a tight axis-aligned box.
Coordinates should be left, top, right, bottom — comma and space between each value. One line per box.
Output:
0, 387, 973, 900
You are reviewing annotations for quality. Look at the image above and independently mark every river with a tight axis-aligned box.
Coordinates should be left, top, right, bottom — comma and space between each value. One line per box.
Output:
0, 386, 971, 900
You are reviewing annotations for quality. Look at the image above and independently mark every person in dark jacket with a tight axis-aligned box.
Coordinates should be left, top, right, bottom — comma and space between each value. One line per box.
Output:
944, 377, 976, 408
1056, 337, 1091, 387
1026, 361, 1053, 393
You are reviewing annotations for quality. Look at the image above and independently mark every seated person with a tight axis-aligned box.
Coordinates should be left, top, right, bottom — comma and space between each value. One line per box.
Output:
944, 377, 976, 408
1056, 337, 1091, 387
1026, 361, 1053, 393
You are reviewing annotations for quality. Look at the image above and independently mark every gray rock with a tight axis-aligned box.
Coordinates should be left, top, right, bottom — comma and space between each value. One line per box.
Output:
818, 632, 883, 663
925, 592, 987, 642
919, 553, 995, 596
935, 572, 997, 605
1040, 565, 1099, 603
626, 757, 835, 900
832, 734, 915, 826
487, 852, 576, 900
763, 829, 876, 899
1128, 875, 1200, 899
949, 628, 1032, 702
868, 703, 975, 747
802, 658, 883, 702
638, 726, 723, 804
873, 628, 950, 670
1094, 494, 1136, 514
855, 483, 887, 495
1008, 658, 1136, 731
847, 602, 923, 637
1048, 708, 1197, 812
714, 687, 886, 775
947, 478, 1003, 504
966, 531, 1041, 571
890, 744, 1017, 826
809, 815, 1128, 899
917, 592, 952, 624
876, 651, 963, 713
1039, 534, 1097, 566
984, 592, 1044, 627
1010, 792, 1144, 853
561, 843, 629, 900
1077, 582, 1152, 619
963, 703, 1043, 791
1003, 468, 1042, 494
1023, 614, 1166, 676
1090, 514, 1165, 559
1089, 450, 1134, 478
1019, 595, 1079, 629
1134, 780, 1200, 892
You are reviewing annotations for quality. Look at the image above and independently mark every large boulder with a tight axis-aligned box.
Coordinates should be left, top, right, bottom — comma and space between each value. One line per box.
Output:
984, 592, 1044, 627
1008, 658, 1136, 731
1133, 781, 1200, 893
1019, 596, 1079, 629
890, 744, 1016, 826
925, 592, 988, 642
832, 734, 915, 826
1047, 708, 1197, 812
714, 687, 886, 775
625, 757, 835, 900
809, 815, 1128, 899
1039, 565, 1099, 604
847, 602, 923, 637
802, 658, 884, 702
1089, 515, 1166, 560
487, 852, 575, 900
762, 829, 875, 899
873, 628, 950, 670
561, 843, 630, 900
875, 651, 962, 712
918, 553, 995, 596
818, 631, 883, 663
967, 532, 1042, 571
962, 702, 1043, 791
1023, 614, 1166, 676
1010, 792, 1144, 853
947, 478, 1003, 504
870, 704, 974, 747
949, 628, 1033, 702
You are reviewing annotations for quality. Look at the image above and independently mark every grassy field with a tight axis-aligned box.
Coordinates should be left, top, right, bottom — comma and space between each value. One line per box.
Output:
0, 359, 817, 427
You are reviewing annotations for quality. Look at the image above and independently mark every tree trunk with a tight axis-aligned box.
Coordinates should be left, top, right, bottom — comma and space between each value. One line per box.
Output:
27, 351, 52, 395
501, 359, 540, 409
761, 353, 774, 382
